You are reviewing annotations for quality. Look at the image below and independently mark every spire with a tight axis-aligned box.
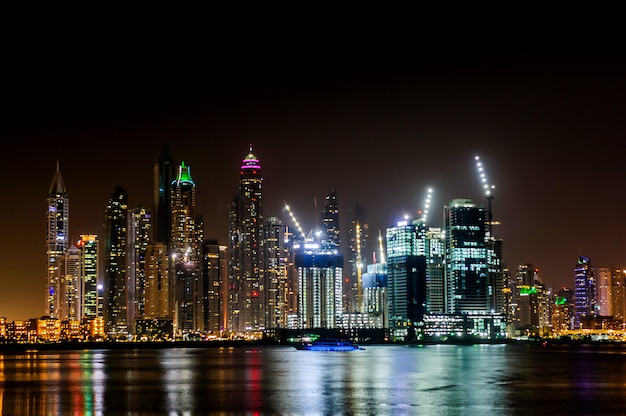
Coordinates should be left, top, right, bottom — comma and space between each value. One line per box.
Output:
48, 160, 67, 195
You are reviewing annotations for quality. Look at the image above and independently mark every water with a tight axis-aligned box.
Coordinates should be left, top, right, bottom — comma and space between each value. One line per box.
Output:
1, 343, 626, 415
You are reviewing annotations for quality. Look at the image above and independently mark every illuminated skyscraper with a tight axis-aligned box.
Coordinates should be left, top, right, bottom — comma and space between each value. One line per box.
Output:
574, 255, 596, 328
320, 189, 340, 252
347, 204, 368, 312
103, 186, 129, 337
294, 241, 343, 329
46, 161, 69, 318
58, 244, 80, 321
170, 162, 203, 334
153, 144, 175, 246
77, 234, 99, 320
425, 227, 445, 314
228, 146, 264, 334
444, 199, 489, 314
264, 217, 289, 329
201, 240, 227, 334
144, 242, 170, 318
385, 219, 427, 337
128, 206, 152, 328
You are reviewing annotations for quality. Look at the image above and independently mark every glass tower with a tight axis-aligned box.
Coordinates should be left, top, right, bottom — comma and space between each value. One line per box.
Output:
171, 161, 203, 334
103, 186, 129, 337
46, 161, 69, 318
228, 146, 264, 334
574, 255, 596, 329
444, 199, 489, 314
77, 234, 99, 320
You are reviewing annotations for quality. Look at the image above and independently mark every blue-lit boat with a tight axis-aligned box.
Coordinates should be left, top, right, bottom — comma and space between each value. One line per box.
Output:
294, 338, 364, 351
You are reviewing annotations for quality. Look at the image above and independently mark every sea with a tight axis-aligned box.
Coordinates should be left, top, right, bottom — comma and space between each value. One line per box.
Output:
1, 342, 626, 415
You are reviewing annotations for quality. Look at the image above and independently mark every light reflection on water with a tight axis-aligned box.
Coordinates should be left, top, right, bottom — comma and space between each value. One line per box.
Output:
2, 344, 626, 415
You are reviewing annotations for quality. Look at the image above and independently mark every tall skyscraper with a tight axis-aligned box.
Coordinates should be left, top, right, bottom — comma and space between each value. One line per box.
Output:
320, 189, 340, 252
144, 242, 170, 318
153, 144, 175, 246
46, 161, 69, 318
444, 199, 489, 314
385, 219, 427, 336
170, 161, 203, 334
264, 217, 289, 329
201, 240, 227, 334
77, 234, 99, 321
424, 227, 445, 314
103, 186, 129, 337
574, 255, 596, 328
347, 203, 368, 312
58, 244, 80, 321
228, 146, 264, 334
128, 206, 152, 328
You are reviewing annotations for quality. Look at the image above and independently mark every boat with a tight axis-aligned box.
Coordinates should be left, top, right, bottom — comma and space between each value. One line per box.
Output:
293, 338, 364, 351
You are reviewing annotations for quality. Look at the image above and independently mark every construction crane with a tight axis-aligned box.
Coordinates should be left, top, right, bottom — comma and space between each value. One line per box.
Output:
419, 187, 433, 224
283, 201, 306, 240
474, 155, 496, 238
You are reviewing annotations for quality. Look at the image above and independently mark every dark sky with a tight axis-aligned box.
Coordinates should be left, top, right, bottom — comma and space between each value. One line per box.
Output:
1, 18, 625, 321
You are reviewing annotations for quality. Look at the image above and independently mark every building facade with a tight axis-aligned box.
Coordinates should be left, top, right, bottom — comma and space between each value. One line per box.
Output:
46, 162, 69, 318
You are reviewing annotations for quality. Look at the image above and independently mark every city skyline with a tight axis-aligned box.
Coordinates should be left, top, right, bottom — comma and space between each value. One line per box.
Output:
2, 32, 625, 322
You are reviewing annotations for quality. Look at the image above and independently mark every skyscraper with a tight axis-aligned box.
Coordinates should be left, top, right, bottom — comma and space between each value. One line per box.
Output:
264, 217, 289, 329
128, 206, 151, 327
103, 186, 129, 337
58, 244, 80, 321
444, 199, 489, 314
320, 189, 340, 252
294, 241, 344, 329
228, 146, 264, 334
153, 144, 175, 246
201, 240, 227, 334
144, 242, 170, 318
347, 204, 368, 313
385, 219, 427, 337
170, 161, 203, 334
77, 234, 99, 321
46, 161, 69, 318
574, 255, 596, 329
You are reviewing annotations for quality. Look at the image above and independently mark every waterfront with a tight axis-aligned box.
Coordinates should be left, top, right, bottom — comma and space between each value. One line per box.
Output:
1, 343, 626, 415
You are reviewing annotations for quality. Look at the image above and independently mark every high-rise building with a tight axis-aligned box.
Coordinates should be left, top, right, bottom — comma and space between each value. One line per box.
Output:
170, 161, 203, 334
574, 255, 596, 329
58, 244, 80, 321
444, 199, 489, 314
294, 241, 343, 329
103, 186, 129, 337
201, 240, 227, 334
228, 146, 264, 334
347, 203, 368, 313
144, 242, 170, 318
320, 189, 340, 252
263, 217, 290, 329
46, 161, 69, 318
425, 227, 445, 314
153, 144, 175, 246
77, 234, 99, 321
385, 219, 427, 337
361, 262, 388, 328
128, 206, 152, 328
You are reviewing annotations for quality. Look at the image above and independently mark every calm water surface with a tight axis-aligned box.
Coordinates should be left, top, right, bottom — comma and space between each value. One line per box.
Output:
1, 343, 626, 415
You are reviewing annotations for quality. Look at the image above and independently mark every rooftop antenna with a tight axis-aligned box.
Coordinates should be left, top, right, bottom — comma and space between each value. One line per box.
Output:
475, 155, 495, 238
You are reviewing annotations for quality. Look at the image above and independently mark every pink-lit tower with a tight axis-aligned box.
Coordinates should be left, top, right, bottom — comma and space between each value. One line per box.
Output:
228, 146, 264, 335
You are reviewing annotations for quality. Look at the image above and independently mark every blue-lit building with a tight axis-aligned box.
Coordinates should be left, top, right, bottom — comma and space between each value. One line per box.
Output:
361, 262, 388, 328
444, 199, 490, 314
46, 162, 69, 319
386, 219, 427, 338
574, 255, 596, 329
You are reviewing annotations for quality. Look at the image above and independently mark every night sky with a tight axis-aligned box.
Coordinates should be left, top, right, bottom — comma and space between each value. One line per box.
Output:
2, 19, 625, 321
